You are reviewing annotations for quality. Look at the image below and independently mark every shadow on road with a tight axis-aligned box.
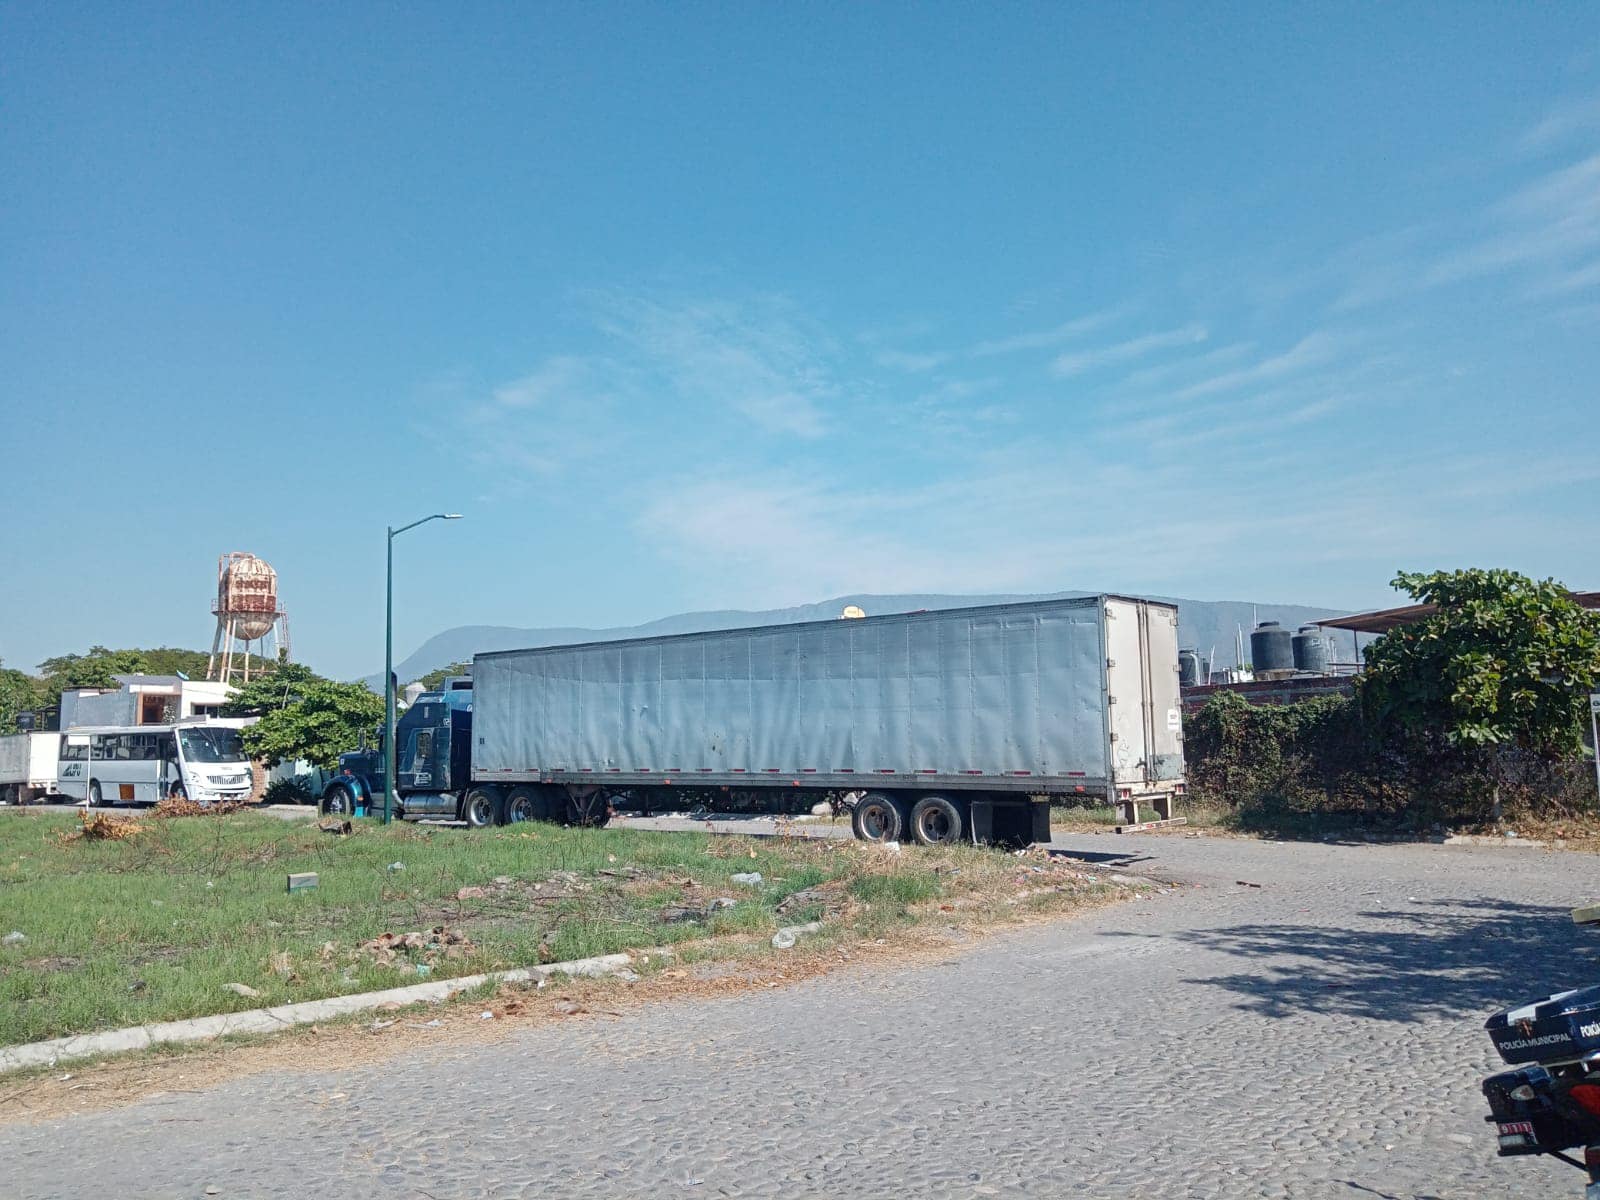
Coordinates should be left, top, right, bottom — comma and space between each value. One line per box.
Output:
1156, 897, 1594, 1022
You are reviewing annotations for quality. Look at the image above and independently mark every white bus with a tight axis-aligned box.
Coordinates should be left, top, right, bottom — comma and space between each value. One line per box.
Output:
56, 720, 254, 807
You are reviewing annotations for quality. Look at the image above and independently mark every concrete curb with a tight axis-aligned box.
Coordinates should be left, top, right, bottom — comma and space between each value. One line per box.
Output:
0, 952, 636, 1075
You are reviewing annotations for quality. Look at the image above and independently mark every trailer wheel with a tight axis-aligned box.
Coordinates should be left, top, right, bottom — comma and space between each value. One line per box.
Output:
851, 792, 906, 843
462, 788, 498, 828
501, 786, 546, 824
910, 795, 964, 846
322, 784, 354, 817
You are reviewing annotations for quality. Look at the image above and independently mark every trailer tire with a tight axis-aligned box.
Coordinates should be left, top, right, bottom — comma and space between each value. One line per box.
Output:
910, 795, 964, 846
322, 784, 354, 817
501, 786, 550, 824
462, 788, 498, 828
851, 792, 906, 843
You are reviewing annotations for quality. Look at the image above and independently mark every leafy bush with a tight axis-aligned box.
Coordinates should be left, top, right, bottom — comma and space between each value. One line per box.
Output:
262, 777, 315, 806
1185, 689, 1595, 831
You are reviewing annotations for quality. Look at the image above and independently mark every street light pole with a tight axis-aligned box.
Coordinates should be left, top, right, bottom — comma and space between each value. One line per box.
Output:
384, 513, 463, 825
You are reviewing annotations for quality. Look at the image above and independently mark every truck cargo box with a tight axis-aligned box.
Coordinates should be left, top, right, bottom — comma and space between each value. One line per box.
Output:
472, 595, 1183, 801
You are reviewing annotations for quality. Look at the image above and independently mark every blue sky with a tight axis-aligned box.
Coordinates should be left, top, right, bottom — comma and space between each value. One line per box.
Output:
3, 3, 1599, 679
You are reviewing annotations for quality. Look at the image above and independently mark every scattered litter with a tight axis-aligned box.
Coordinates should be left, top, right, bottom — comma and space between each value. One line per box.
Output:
731, 872, 763, 886
771, 921, 823, 950
1108, 874, 1137, 886
205, 1188, 221, 1196
56, 1073, 73, 1082
222, 982, 261, 999
492, 875, 513, 885
2, 931, 25, 946
269, 951, 294, 977
387, 861, 406, 872
1235, 880, 1262, 889
479, 1010, 495, 1020
408, 1019, 442, 1029
415, 963, 432, 978
359, 926, 475, 968
708, 896, 736, 911
370, 1019, 396, 1032
881, 842, 902, 856
317, 819, 352, 836
613, 968, 641, 983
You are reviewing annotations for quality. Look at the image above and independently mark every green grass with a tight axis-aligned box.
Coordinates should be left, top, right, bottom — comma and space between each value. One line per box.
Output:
0, 811, 1108, 1046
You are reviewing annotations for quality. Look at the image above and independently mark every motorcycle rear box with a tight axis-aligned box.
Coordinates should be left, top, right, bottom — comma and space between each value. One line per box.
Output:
1486, 985, 1600, 1066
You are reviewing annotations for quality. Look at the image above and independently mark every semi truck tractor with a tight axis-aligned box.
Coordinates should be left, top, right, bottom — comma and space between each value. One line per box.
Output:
323, 595, 1186, 846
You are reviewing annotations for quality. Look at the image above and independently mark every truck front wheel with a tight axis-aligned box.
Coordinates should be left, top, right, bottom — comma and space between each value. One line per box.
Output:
910, 795, 964, 846
851, 792, 907, 843
462, 788, 498, 828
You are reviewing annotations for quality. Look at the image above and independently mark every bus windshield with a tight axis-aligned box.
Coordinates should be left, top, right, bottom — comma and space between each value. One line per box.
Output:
177, 727, 247, 764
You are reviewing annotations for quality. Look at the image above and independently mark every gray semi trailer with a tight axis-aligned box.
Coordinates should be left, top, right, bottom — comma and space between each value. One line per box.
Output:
324, 595, 1186, 846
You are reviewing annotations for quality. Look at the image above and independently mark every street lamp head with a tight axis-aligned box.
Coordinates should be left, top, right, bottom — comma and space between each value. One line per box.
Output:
441, 513, 463, 520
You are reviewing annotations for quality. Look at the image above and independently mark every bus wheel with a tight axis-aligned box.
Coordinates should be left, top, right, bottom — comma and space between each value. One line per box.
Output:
851, 792, 906, 843
87, 780, 104, 808
462, 788, 498, 828
322, 785, 354, 816
910, 795, 964, 846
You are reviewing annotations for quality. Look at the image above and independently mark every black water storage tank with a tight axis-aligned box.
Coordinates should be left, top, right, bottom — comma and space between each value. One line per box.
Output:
1292, 626, 1329, 674
1250, 621, 1295, 673
1179, 649, 1201, 687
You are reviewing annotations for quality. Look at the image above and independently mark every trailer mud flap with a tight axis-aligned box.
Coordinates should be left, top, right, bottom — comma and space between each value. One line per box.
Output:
969, 798, 1048, 848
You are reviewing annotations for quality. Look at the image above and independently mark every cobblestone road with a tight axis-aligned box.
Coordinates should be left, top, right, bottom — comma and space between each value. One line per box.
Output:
5, 832, 1597, 1199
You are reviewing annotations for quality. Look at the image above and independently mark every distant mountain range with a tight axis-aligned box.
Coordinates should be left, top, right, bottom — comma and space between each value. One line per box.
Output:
368, 591, 1368, 689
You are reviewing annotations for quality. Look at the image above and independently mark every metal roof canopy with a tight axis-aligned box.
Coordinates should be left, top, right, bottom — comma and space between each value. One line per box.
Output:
1319, 591, 1600, 635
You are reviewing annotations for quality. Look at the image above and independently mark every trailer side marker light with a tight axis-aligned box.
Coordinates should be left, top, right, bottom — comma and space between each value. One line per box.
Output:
764, 768, 781, 773
919, 769, 937, 775
876, 769, 896, 774
837, 768, 854, 773
801, 768, 817, 773
1067, 771, 1086, 777
1010, 770, 1032, 776
963, 770, 984, 775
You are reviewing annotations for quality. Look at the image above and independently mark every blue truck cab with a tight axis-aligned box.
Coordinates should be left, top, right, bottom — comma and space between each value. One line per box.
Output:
321, 677, 483, 822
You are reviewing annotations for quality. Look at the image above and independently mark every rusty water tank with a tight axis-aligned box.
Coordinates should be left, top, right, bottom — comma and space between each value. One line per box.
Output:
216, 553, 280, 639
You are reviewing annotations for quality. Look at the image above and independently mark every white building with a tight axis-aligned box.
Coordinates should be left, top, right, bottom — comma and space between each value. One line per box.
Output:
59, 674, 237, 730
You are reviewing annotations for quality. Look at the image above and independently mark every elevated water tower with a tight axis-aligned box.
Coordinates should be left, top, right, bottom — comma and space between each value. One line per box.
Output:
207, 552, 291, 685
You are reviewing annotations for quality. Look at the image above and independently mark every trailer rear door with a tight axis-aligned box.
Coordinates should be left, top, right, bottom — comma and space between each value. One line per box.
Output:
1104, 598, 1184, 793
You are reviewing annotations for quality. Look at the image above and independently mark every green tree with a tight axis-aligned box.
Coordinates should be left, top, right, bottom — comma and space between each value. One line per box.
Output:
1360, 569, 1600, 817
412, 660, 470, 691
37, 646, 149, 691
221, 660, 326, 718
0, 662, 45, 734
236, 679, 384, 770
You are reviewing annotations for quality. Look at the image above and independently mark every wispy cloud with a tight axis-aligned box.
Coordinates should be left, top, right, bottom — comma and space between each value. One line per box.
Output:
1172, 332, 1341, 399
593, 291, 838, 438
875, 348, 950, 372
1123, 341, 1255, 389
490, 356, 593, 409
969, 307, 1126, 357
1050, 325, 1207, 377
1425, 153, 1600, 288
1520, 91, 1600, 153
